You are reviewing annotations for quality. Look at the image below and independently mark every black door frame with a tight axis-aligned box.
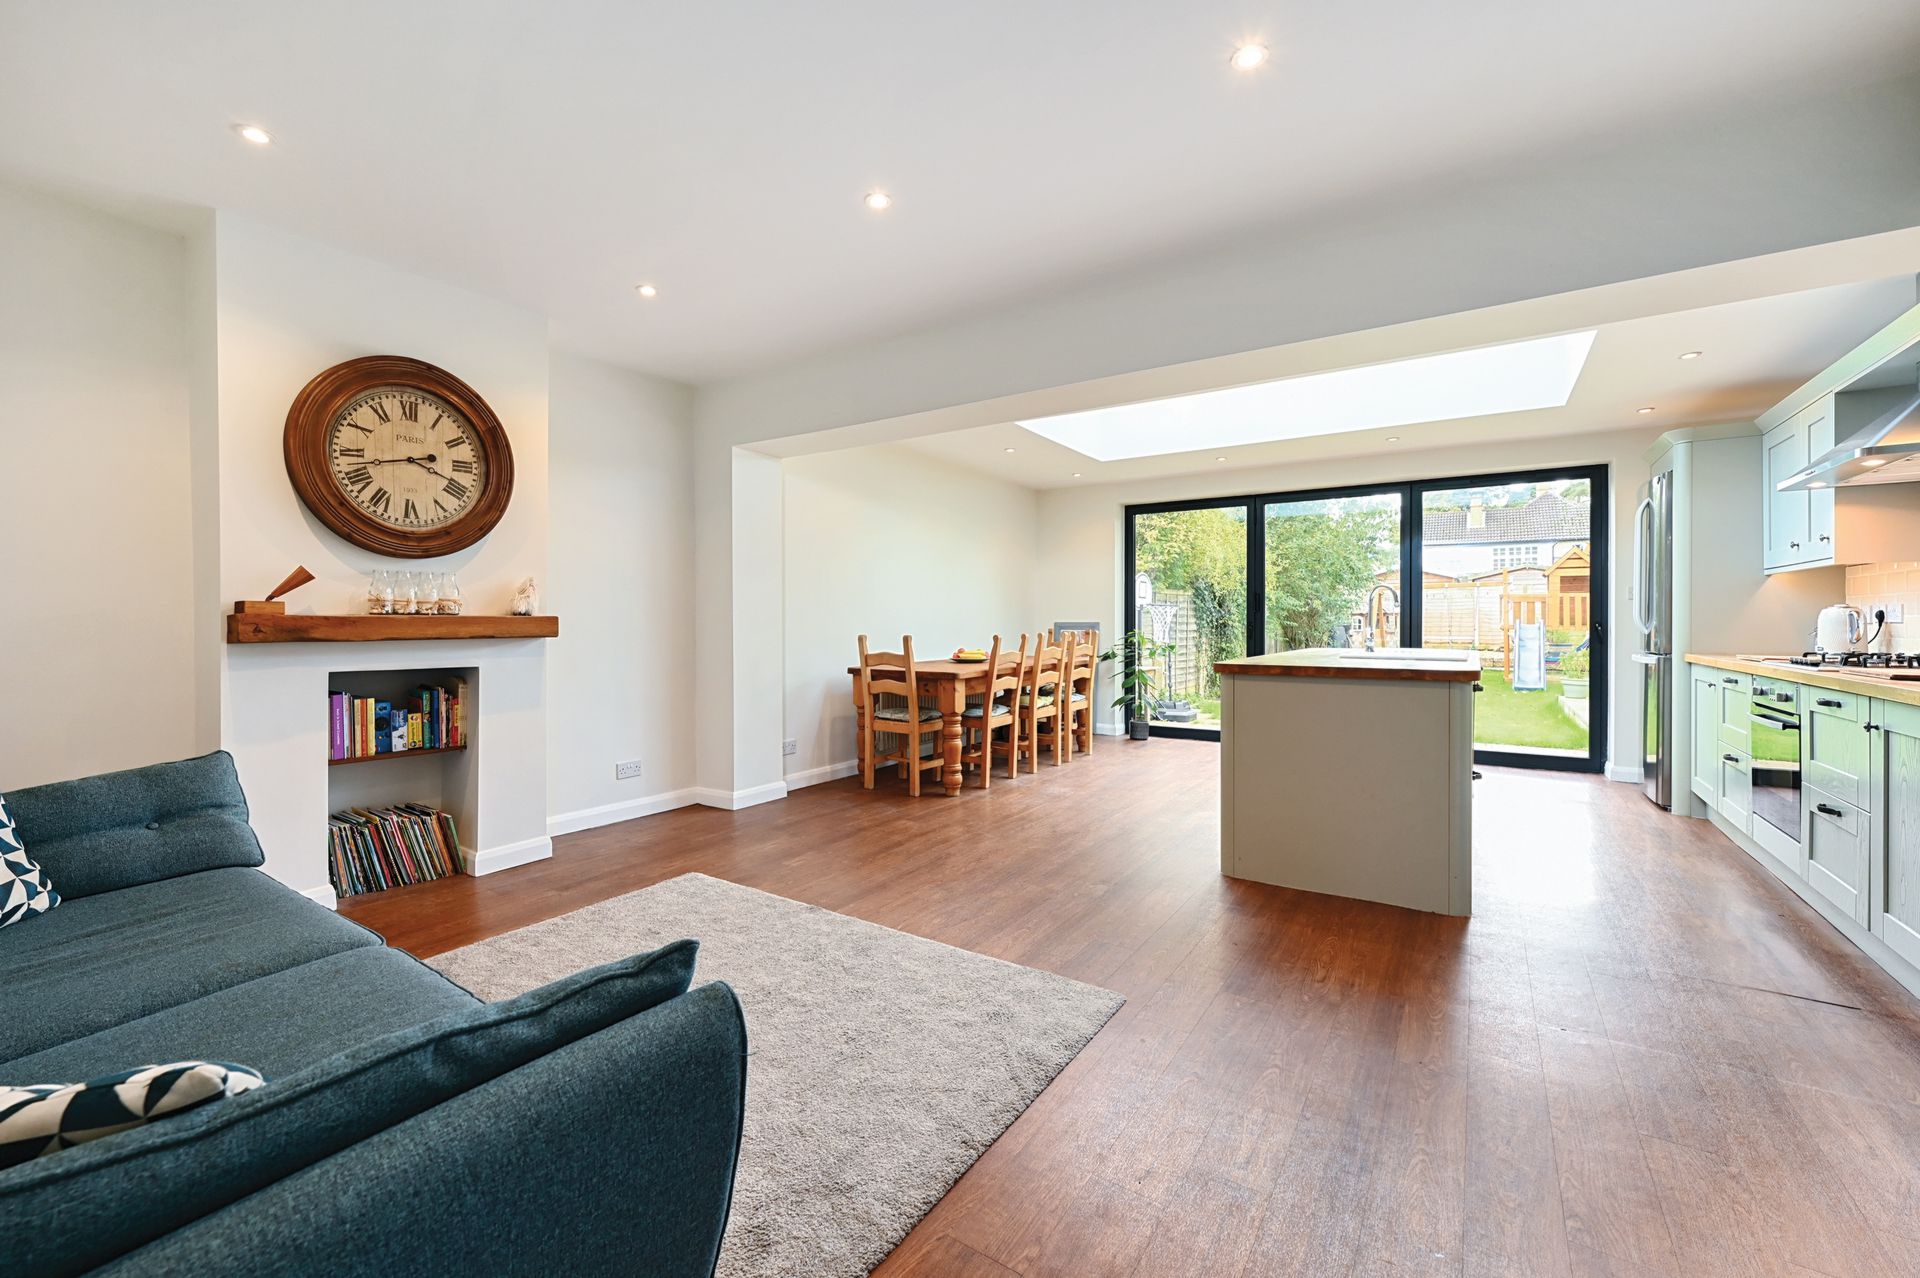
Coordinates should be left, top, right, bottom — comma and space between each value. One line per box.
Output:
1122, 463, 1609, 772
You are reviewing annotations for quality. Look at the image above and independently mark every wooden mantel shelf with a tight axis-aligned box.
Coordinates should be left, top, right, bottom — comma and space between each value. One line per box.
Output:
226, 613, 560, 644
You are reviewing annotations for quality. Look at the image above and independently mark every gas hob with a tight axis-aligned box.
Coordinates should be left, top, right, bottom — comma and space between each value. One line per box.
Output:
1783, 651, 1920, 669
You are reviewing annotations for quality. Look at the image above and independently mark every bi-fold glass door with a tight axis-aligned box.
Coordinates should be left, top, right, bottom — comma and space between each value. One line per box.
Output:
1124, 465, 1607, 771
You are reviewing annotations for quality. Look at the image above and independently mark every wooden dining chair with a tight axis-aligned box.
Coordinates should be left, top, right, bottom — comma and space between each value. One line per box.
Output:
1020, 631, 1068, 772
961, 634, 1026, 786
857, 634, 944, 797
1064, 631, 1096, 758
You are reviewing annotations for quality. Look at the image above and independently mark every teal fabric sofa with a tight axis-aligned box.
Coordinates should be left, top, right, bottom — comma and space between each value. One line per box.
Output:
0, 752, 746, 1277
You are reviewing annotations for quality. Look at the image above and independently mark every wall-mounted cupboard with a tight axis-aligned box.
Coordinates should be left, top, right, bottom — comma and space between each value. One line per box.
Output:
1761, 388, 1920, 572
1757, 295, 1920, 574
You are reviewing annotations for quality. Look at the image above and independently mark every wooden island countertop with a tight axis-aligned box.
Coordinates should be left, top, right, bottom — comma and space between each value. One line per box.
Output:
1213, 648, 1482, 683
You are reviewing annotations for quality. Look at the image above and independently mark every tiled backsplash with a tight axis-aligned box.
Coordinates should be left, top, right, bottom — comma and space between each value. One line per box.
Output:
1845, 561, 1920, 651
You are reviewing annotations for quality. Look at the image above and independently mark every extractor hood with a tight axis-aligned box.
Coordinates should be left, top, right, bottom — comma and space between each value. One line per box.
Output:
1779, 375, 1920, 491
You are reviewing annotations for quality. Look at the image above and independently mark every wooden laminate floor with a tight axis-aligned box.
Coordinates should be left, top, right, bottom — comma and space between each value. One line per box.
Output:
344, 741, 1920, 1278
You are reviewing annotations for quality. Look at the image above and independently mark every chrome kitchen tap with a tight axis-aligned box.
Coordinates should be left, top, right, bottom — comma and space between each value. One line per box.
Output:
1362, 584, 1400, 652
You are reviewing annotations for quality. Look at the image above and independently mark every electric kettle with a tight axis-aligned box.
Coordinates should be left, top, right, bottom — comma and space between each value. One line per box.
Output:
1815, 604, 1865, 654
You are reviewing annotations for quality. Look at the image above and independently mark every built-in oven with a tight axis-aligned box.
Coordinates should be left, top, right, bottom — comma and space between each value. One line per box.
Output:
1749, 680, 1802, 848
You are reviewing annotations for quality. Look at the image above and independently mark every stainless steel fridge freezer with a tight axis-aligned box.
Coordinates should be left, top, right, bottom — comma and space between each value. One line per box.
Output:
1632, 469, 1675, 808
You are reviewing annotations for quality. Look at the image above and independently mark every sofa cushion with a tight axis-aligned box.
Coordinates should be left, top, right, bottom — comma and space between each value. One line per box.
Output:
0, 1062, 264, 1170
1, 947, 479, 1083
0, 868, 380, 1063
93, 982, 747, 1278
0, 795, 60, 928
3, 752, 264, 901
0, 940, 701, 1278
2, 748, 263, 894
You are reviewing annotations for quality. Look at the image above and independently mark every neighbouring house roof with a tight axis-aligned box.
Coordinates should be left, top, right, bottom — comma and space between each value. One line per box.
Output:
1422, 492, 1590, 546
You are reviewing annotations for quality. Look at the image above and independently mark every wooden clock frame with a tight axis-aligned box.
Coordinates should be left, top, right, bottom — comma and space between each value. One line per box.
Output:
284, 355, 515, 559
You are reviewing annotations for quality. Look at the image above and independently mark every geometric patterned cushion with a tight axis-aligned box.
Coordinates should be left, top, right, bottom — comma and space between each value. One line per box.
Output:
0, 1061, 265, 1168
873, 705, 941, 722
0, 794, 60, 929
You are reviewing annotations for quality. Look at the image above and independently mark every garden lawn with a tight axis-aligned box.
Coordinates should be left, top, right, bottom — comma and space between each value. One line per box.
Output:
1473, 671, 1588, 752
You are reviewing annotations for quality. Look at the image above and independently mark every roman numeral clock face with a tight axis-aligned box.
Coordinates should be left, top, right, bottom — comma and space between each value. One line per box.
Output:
328, 389, 485, 530
284, 355, 514, 558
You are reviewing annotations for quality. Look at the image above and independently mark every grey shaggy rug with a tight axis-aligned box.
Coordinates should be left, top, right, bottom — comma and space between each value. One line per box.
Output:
428, 872, 1123, 1278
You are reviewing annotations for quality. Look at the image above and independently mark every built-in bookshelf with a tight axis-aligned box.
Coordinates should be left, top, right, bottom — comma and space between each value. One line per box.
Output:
326, 666, 477, 898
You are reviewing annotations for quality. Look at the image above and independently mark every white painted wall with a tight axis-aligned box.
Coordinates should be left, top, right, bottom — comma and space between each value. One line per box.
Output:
546, 352, 697, 830
0, 183, 199, 789
206, 213, 549, 623
783, 444, 1039, 783
1032, 427, 1665, 769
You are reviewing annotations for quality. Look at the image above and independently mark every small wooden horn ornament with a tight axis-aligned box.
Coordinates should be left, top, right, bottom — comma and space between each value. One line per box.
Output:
234, 566, 316, 615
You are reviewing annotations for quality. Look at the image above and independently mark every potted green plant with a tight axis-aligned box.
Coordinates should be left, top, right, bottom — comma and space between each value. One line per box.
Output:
1099, 630, 1177, 740
1559, 646, 1590, 699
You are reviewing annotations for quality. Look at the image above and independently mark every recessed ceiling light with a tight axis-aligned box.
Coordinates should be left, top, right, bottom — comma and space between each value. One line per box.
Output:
233, 123, 273, 146
1003, 447, 1015, 454
1019, 331, 1596, 462
1230, 42, 1269, 71
635, 283, 658, 299
864, 190, 893, 212
1637, 406, 1656, 414
1809, 480, 1828, 489
1678, 350, 1703, 360
1072, 472, 1083, 478
1386, 437, 1401, 443
1216, 456, 1228, 462
1862, 457, 1890, 467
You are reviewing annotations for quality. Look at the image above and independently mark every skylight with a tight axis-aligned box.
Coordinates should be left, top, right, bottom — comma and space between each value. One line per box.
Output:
1017, 331, 1597, 461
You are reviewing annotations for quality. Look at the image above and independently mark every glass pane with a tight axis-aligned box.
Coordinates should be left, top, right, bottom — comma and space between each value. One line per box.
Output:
1130, 506, 1247, 729
1419, 476, 1594, 757
1261, 492, 1404, 654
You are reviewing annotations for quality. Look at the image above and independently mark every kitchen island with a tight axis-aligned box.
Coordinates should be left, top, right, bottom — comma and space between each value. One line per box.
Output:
1216, 648, 1479, 916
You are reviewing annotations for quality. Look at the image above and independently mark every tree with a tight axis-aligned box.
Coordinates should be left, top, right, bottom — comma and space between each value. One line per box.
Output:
1265, 506, 1397, 651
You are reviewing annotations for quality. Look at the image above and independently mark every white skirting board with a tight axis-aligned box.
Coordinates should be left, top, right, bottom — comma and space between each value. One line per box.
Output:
300, 884, 339, 912
1604, 762, 1644, 784
547, 789, 700, 837
689, 781, 789, 811
785, 760, 861, 789
468, 835, 554, 876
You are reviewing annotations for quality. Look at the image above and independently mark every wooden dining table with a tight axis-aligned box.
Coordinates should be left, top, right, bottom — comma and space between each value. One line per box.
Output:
846, 656, 1020, 797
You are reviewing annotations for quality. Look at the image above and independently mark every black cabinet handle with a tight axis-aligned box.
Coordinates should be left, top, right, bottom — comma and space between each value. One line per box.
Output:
1817, 698, 1843, 708
1866, 723, 1880, 732
1819, 535, 1832, 543
1816, 803, 1843, 818
1723, 677, 1739, 685
1472, 683, 1484, 692
1723, 753, 1741, 763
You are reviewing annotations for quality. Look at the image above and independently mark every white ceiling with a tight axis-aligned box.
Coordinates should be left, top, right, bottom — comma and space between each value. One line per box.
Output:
899, 275, 1920, 488
3, 1, 1919, 383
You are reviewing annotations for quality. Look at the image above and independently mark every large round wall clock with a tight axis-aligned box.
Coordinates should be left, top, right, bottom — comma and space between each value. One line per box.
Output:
284, 355, 515, 558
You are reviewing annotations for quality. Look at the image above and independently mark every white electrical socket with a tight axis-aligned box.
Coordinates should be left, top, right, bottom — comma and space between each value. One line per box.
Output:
1888, 602, 1906, 624
614, 759, 643, 780
781, 739, 798, 757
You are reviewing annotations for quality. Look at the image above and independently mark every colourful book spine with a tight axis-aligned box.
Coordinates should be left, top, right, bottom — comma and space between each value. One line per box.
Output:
329, 694, 346, 760
390, 704, 407, 752
374, 701, 392, 754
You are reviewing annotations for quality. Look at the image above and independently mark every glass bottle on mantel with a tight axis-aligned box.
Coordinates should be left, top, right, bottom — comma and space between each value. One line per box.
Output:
396, 571, 417, 616
368, 569, 395, 616
439, 573, 462, 615
419, 571, 441, 616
